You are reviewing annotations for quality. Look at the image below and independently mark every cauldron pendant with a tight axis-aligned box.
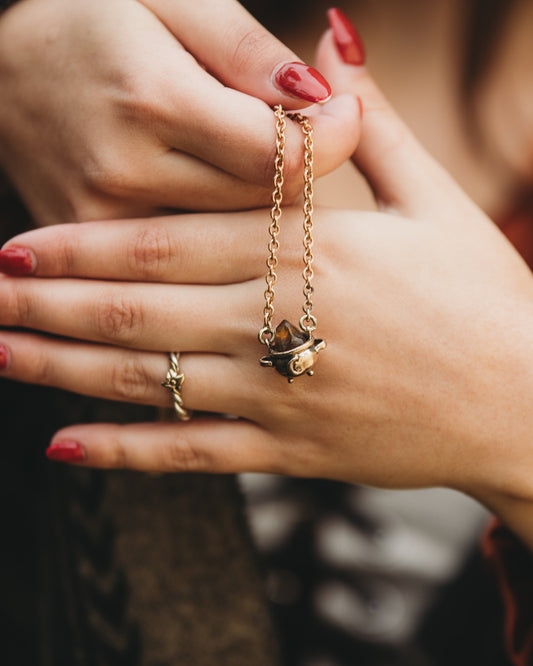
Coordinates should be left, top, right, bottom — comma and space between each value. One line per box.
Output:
260, 320, 326, 383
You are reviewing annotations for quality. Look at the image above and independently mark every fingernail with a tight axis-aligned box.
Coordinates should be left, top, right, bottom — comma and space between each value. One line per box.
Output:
274, 62, 332, 103
0, 344, 8, 370
327, 8, 366, 66
0, 247, 34, 276
46, 440, 86, 463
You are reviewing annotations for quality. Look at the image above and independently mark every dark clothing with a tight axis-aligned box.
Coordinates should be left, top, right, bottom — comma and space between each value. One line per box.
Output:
0, 387, 280, 666
0, 192, 280, 666
485, 522, 533, 666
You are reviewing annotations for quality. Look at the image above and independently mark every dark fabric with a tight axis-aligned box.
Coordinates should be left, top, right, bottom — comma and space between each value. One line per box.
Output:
0, 191, 280, 665
418, 542, 512, 666
0, 381, 281, 665
484, 521, 533, 666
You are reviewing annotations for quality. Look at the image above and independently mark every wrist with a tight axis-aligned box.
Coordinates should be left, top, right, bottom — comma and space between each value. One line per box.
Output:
463, 300, 533, 527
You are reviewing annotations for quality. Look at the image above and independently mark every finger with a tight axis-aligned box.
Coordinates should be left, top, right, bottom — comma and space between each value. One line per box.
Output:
124, 149, 274, 211
316, 15, 468, 217
0, 276, 258, 353
0, 331, 250, 415
93, 67, 360, 205
141, 0, 332, 107
1, 205, 314, 283
1, 211, 268, 282
158, 92, 362, 192
108, 44, 359, 194
83, 122, 273, 211
46, 419, 282, 474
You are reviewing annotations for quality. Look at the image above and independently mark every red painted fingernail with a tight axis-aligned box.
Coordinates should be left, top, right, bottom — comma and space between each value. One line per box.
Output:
46, 441, 86, 463
327, 8, 366, 66
0, 247, 34, 276
274, 62, 332, 103
0, 344, 8, 370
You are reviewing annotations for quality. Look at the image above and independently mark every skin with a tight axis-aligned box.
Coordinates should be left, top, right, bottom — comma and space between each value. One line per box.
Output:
0, 0, 360, 226
1, 34, 533, 550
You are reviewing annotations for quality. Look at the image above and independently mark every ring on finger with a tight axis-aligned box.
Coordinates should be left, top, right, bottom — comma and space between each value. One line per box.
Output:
161, 352, 193, 421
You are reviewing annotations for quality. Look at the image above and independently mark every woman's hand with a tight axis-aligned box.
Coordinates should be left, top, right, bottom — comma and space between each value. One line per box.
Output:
1, 20, 533, 544
1, 204, 531, 491
2, 30, 533, 486
0, 0, 360, 225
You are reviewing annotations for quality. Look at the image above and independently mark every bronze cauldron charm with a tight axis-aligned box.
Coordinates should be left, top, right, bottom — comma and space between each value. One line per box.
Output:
260, 320, 326, 383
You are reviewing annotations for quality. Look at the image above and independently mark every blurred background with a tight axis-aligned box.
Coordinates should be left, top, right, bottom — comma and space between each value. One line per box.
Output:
238, 0, 532, 664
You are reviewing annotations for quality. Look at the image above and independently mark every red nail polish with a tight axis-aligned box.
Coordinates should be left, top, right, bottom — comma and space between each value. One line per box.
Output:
46, 441, 86, 463
274, 62, 332, 103
327, 8, 366, 66
0, 344, 8, 370
0, 247, 34, 276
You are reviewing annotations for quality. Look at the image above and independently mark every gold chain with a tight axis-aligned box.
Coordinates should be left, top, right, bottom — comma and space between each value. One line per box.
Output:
288, 111, 317, 333
259, 105, 286, 345
258, 105, 316, 346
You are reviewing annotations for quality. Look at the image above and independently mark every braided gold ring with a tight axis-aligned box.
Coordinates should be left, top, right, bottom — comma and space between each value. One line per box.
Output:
161, 352, 192, 421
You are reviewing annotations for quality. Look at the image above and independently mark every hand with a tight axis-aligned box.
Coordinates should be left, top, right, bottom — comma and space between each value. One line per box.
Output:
0, 0, 360, 225
1, 30, 533, 514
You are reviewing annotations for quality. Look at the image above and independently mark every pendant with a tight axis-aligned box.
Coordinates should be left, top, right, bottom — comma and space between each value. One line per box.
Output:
260, 320, 326, 383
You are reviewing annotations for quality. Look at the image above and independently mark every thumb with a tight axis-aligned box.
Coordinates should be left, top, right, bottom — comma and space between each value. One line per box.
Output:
140, 0, 332, 109
316, 8, 462, 217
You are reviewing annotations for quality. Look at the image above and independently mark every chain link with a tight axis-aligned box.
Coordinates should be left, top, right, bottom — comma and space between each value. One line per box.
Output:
259, 105, 317, 346
259, 105, 286, 345
287, 112, 316, 332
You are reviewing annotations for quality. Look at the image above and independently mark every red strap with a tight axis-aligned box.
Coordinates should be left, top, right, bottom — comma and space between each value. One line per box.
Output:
483, 520, 533, 666
498, 193, 533, 269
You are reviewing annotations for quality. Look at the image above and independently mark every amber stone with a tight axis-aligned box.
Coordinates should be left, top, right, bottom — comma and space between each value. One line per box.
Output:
271, 320, 308, 352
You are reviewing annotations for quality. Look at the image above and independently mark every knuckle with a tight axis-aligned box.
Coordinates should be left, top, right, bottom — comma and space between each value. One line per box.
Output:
52, 229, 77, 274
229, 26, 274, 75
117, 71, 167, 123
128, 225, 174, 280
31, 348, 55, 386
164, 436, 208, 473
96, 291, 143, 344
6, 282, 33, 327
108, 432, 129, 469
84, 152, 137, 198
110, 356, 151, 403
